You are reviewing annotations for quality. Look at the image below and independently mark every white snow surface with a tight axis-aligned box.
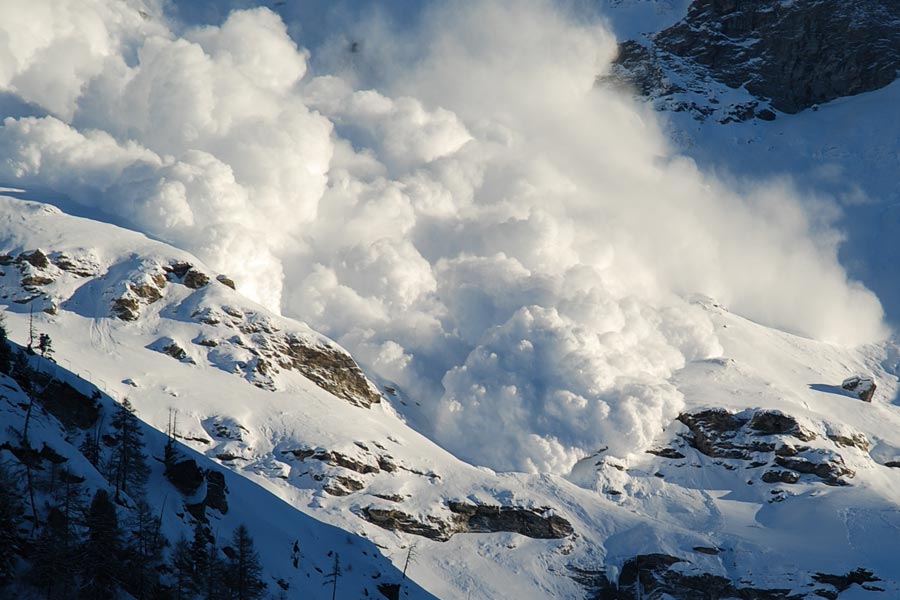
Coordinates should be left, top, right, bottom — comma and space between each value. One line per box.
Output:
2, 194, 900, 598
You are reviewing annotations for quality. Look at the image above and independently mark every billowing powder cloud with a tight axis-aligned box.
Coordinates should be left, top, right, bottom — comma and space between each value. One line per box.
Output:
0, 0, 887, 473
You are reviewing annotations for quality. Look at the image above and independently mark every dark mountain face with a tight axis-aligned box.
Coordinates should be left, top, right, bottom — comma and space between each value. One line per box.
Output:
611, 0, 900, 115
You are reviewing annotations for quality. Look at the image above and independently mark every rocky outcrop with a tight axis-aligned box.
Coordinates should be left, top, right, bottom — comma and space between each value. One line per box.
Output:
111, 265, 168, 321
281, 444, 408, 496
773, 454, 853, 486
674, 409, 856, 486
677, 409, 776, 460
278, 341, 381, 408
813, 568, 882, 598
607, 0, 900, 119
165, 458, 205, 495
613, 553, 807, 600
359, 502, 573, 542
447, 501, 573, 539
360, 508, 449, 540
149, 337, 194, 364
166, 454, 229, 518
574, 555, 883, 599
190, 305, 381, 407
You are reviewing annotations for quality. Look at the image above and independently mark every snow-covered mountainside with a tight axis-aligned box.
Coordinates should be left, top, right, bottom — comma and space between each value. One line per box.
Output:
3, 0, 900, 598
3, 192, 900, 598
602, 0, 900, 326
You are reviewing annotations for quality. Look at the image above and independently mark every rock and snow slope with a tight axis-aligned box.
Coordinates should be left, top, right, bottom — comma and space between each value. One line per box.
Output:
3, 0, 900, 598
3, 192, 900, 598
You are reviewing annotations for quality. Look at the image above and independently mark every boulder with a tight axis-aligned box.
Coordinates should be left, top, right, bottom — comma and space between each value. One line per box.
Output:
216, 274, 236, 289
841, 375, 876, 402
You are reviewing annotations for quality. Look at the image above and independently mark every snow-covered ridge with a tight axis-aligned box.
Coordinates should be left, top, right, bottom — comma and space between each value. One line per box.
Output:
0, 195, 380, 407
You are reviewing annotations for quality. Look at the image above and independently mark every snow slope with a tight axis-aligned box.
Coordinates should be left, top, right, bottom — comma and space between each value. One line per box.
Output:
3, 192, 900, 598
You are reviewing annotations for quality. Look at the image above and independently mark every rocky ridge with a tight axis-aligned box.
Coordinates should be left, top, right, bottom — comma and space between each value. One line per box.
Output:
0, 246, 381, 408
662, 408, 861, 487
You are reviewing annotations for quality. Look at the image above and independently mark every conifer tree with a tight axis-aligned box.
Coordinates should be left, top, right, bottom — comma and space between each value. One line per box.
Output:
0, 312, 13, 374
189, 521, 226, 600
226, 524, 266, 600
81, 489, 122, 599
0, 463, 23, 587
30, 476, 85, 599
170, 535, 196, 600
110, 398, 149, 499
38, 332, 54, 360
123, 500, 166, 599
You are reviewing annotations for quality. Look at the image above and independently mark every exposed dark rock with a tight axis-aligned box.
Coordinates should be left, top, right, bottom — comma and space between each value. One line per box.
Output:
600, 40, 683, 97
204, 469, 228, 514
183, 269, 210, 289
692, 546, 721, 555
360, 507, 448, 540
323, 475, 365, 496
749, 411, 816, 441
163, 342, 188, 360
282, 447, 381, 475
283, 447, 316, 461
216, 274, 236, 289
52, 253, 96, 277
112, 297, 142, 321
19, 249, 49, 269
676, 408, 854, 485
568, 566, 618, 600
165, 458, 205, 495
278, 340, 381, 408
35, 379, 100, 430
884, 461, 900, 468
647, 447, 685, 459
111, 270, 166, 320
827, 432, 869, 451
841, 376, 876, 402
21, 275, 54, 287
188, 305, 381, 406
377, 583, 401, 600
719, 101, 759, 124
774, 455, 853, 486
360, 502, 573, 542
761, 470, 801, 484
678, 409, 774, 459
164, 262, 193, 279
447, 501, 573, 539
616, 553, 804, 600
133, 274, 167, 301
813, 568, 880, 595
372, 493, 404, 503
609, 1, 900, 118
774, 444, 804, 457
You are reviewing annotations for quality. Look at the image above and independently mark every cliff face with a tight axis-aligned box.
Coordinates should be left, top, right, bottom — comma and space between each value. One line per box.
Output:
610, 0, 900, 117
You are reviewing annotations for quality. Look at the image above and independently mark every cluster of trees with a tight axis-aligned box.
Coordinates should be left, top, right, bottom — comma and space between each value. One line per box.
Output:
0, 313, 267, 599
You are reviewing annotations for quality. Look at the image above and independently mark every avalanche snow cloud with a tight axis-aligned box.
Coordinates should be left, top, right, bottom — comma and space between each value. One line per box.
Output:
0, 0, 887, 472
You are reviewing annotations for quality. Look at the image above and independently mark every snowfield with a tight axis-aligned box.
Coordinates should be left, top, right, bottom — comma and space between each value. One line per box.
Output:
2, 193, 900, 598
